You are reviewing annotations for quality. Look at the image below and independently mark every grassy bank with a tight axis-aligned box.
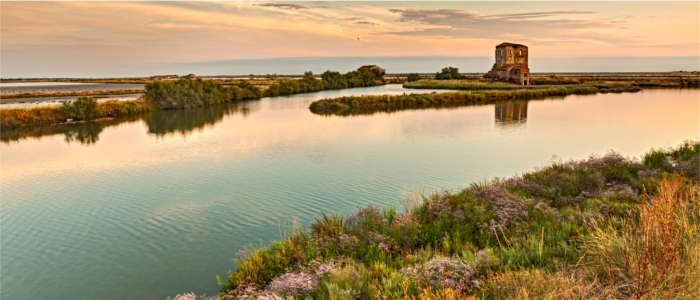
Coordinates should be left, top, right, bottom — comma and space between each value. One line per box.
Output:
403, 79, 648, 91
0, 97, 152, 129
406, 77, 699, 90
309, 86, 606, 116
0, 89, 144, 99
212, 142, 699, 300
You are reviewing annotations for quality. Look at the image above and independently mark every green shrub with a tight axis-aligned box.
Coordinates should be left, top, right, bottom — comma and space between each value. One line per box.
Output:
435, 67, 463, 80
644, 149, 671, 170
62, 96, 101, 121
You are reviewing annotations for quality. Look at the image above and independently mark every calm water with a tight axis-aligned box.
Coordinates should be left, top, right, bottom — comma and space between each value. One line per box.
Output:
1, 86, 698, 299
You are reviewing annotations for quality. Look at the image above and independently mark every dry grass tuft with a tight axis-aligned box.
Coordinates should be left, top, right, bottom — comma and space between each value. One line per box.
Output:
586, 175, 699, 299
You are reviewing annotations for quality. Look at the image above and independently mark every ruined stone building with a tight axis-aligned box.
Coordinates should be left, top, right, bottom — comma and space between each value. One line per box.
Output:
485, 42, 530, 85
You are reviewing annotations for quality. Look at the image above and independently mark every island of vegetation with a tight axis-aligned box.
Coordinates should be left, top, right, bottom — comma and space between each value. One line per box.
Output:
308, 84, 634, 116
207, 142, 699, 300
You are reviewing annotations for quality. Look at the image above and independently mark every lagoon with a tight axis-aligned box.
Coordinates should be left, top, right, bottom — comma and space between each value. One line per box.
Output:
0, 85, 698, 299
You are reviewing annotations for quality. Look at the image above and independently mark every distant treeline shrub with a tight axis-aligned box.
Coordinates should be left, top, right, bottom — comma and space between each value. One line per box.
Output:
145, 79, 262, 109
264, 66, 385, 97
435, 67, 464, 80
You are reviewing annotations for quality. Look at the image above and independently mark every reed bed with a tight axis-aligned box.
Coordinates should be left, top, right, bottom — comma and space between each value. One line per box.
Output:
0, 97, 152, 129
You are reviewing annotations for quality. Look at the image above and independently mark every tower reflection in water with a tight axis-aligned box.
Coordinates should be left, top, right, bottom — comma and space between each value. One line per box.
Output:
495, 101, 528, 126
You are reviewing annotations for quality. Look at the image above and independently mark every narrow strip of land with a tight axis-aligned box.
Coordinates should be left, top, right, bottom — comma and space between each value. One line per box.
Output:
308, 85, 641, 116
0, 89, 145, 100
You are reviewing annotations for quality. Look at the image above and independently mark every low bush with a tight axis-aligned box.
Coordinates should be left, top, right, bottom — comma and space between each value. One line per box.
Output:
62, 96, 101, 121
435, 67, 463, 80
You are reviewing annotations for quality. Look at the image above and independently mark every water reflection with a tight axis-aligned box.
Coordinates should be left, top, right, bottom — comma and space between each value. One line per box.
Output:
495, 101, 528, 126
63, 122, 104, 145
0, 103, 259, 145
145, 103, 258, 137
1, 118, 138, 145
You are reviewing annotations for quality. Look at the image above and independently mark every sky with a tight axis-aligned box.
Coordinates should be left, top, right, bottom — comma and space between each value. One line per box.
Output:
1, 1, 699, 77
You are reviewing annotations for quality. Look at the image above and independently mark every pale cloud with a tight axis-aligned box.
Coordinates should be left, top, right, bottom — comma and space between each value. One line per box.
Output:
257, 3, 308, 10
385, 8, 624, 45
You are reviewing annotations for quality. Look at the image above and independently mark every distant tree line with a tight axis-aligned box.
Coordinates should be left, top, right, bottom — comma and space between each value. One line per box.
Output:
144, 66, 385, 109
264, 66, 385, 97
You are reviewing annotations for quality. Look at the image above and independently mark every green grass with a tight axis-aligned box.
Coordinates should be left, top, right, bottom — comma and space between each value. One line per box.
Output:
219, 142, 700, 300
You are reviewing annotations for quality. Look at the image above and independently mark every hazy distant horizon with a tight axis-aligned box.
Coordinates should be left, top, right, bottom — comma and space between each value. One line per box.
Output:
2, 56, 699, 79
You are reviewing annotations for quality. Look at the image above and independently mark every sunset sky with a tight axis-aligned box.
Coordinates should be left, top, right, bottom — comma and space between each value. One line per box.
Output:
2, 1, 699, 77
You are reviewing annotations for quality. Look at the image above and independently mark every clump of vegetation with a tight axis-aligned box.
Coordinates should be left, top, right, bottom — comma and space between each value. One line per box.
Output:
309, 86, 600, 115
264, 66, 385, 97
435, 66, 464, 80
145, 79, 261, 109
406, 73, 421, 82
217, 142, 699, 299
61, 96, 101, 121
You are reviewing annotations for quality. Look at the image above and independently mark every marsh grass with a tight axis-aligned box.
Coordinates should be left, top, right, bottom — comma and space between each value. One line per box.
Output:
309, 86, 600, 115
219, 142, 700, 299
0, 97, 152, 129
